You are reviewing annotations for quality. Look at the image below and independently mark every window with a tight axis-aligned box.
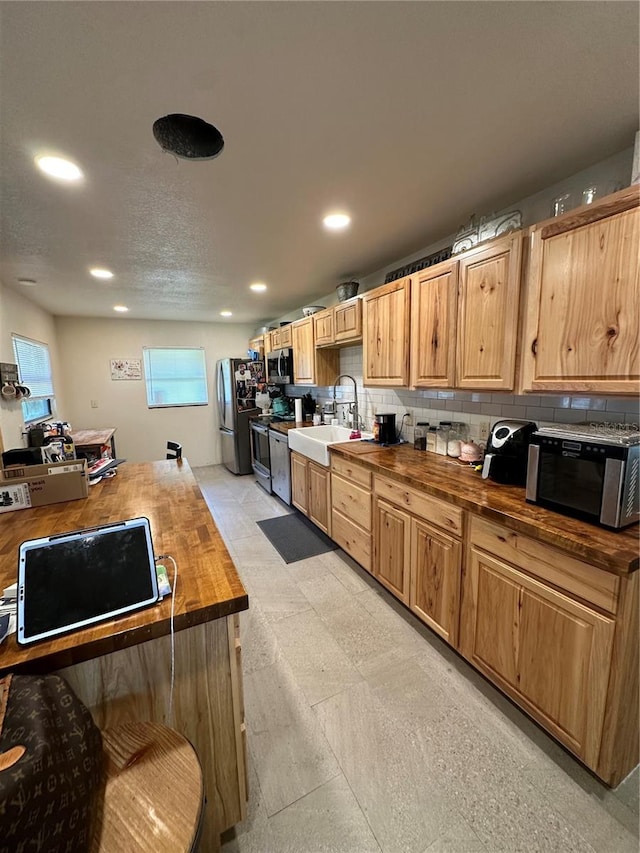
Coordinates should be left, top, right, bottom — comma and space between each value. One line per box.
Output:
143, 347, 208, 408
12, 334, 55, 423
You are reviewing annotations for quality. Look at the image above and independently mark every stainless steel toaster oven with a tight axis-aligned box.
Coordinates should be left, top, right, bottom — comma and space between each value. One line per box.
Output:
526, 425, 639, 530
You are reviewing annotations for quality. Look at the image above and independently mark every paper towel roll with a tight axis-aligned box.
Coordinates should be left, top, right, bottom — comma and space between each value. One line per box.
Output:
294, 398, 303, 423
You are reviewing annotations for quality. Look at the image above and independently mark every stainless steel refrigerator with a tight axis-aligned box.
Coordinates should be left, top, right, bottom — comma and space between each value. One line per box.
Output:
216, 358, 264, 474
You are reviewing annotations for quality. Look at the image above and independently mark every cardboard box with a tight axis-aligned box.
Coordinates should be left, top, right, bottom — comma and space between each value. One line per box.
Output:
0, 459, 89, 513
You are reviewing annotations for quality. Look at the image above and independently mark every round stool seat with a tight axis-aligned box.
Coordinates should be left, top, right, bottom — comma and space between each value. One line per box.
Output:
91, 721, 204, 853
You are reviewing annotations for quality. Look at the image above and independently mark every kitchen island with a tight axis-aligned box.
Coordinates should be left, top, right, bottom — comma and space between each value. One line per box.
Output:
0, 459, 248, 851
328, 441, 638, 786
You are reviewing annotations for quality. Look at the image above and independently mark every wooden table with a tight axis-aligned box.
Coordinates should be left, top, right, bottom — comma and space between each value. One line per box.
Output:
69, 427, 117, 459
0, 459, 248, 850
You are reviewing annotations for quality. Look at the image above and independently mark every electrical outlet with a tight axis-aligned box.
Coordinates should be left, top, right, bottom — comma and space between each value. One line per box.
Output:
479, 421, 490, 441
91, 399, 98, 409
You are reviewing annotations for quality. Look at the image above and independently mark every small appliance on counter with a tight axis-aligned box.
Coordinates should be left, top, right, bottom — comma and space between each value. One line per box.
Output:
481, 420, 538, 485
526, 424, 640, 530
373, 413, 398, 445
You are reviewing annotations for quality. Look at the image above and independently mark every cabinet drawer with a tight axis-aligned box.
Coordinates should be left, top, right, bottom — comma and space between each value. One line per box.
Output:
331, 474, 372, 530
373, 475, 463, 536
469, 516, 619, 614
331, 455, 372, 488
332, 509, 372, 572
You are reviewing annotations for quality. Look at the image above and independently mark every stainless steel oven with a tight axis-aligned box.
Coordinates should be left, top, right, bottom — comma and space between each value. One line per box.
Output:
250, 421, 271, 493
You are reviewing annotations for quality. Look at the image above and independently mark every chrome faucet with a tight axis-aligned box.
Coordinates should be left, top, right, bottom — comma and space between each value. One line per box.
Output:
332, 374, 359, 431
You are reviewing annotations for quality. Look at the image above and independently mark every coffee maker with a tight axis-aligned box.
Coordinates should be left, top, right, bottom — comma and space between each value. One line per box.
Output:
481, 420, 538, 485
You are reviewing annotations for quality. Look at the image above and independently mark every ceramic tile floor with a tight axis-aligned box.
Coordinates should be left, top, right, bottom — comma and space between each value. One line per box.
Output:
194, 465, 639, 853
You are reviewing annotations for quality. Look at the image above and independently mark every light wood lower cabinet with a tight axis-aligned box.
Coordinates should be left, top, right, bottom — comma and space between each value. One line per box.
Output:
330, 456, 372, 571
410, 519, 461, 645
372, 476, 462, 631
374, 498, 411, 602
291, 451, 331, 535
462, 547, 615, 766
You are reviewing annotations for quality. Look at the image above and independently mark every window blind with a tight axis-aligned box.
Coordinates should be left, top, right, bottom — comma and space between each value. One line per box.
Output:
143, 347, 208, 408
12, 334, 54, 399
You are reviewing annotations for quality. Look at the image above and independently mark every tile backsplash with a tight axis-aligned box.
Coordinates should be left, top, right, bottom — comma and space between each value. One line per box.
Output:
285, 346, 639, 443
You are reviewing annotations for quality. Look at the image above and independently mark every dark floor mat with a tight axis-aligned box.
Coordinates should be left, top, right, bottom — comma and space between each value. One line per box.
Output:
257, 512, 338, 563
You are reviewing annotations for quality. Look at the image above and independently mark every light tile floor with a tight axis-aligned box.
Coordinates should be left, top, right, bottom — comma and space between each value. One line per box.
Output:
194, 465, 639, 853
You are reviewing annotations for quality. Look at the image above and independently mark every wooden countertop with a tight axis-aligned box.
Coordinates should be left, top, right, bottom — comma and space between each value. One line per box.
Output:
0, 459, 248, 674
330, 442, 639, 575
268, 420, 316, 435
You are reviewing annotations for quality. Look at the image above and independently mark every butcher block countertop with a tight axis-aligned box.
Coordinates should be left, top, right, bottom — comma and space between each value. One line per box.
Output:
330, 441, 639, 576
0, 459, 248, 674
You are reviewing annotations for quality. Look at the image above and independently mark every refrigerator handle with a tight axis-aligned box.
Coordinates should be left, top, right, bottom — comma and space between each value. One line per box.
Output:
217, 362, 226, 427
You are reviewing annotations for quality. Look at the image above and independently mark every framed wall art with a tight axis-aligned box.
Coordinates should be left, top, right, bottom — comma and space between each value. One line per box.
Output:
110, 358, 142, 380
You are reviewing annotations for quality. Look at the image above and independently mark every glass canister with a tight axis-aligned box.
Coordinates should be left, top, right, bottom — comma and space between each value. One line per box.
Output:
426, 426, 437, 452
414, 422, 428, 451
436, 421, 451, 455
447, 421, 468, 458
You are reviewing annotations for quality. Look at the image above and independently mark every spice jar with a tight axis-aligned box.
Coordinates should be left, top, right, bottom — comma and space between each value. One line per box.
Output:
426, 426, 437, 452
436, 421, 451, 455
414, 422, 428, 451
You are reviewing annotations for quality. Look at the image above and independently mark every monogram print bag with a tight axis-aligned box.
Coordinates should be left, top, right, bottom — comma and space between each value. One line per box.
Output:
0, 673, 103, 853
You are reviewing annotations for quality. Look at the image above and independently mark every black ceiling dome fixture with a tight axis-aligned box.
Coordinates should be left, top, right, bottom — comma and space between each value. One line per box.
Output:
152, 114, 224, 160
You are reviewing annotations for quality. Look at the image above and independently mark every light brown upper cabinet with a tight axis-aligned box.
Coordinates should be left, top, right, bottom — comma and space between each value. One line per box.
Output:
521, 186, 639, 395
292, 317, 339, 386
268, 324, 292, 351
410, 233, 523, 390
455, 231, 523, 390
410, 260, 459, 388
334, 298, 362, 344
313, 309, 334, 347
363, 277, 411, 386
313, 299, 363, 348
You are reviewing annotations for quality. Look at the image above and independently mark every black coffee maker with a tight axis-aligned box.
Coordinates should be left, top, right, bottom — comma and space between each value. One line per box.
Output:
481, 420, 538, 485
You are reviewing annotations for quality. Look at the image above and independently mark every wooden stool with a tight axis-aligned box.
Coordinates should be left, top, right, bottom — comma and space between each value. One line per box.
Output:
91, 722, 204, 853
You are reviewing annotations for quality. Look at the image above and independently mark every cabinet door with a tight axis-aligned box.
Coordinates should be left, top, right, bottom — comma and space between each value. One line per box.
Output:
291, 452, 309, 515
292, 318, 315, 384
334, 300, 362, 343
410, 261, 458, 388
463, 547, 615, 766
314, 310, 335, 347
363, 278, 411, 387
521, 188, 639, 394
280, 324, 293, 348
248, 336, 264, 357
308, 462, 331, 535
270, 328, 282, 350
374, 498, 411, 602
409, 519, 461, 646
456, 233, 522, 390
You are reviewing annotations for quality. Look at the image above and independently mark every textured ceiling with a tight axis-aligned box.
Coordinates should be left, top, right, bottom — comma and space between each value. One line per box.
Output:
0, 1, 638, 325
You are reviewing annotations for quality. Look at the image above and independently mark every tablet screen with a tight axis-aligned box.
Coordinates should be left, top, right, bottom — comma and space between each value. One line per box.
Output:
18, 517, 159, 644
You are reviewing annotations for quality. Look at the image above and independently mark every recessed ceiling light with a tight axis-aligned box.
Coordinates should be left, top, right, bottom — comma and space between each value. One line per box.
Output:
250, 283, 267, 292
90, 267, 113, 280
113, 305, 129, 313
35, 155, 83, 182
18, 278, 37, 286
220, 310, 233, 317
323, 212, 351, 231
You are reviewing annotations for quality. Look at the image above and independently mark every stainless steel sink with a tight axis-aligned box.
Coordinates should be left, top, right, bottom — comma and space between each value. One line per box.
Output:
288, 425, 373, 466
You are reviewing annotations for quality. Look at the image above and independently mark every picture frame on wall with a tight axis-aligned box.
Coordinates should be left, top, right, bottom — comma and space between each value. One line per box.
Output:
110, 358, 142, 380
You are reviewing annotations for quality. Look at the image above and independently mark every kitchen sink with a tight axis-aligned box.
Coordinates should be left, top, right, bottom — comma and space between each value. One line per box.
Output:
288, 425, 373, 466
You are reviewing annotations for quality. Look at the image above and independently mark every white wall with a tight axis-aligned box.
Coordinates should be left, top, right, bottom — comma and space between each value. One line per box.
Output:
0, 281, 66, 450
55, 316, 253, 467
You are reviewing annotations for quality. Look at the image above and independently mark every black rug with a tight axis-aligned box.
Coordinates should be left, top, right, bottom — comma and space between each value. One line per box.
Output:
257, 512, 338, 564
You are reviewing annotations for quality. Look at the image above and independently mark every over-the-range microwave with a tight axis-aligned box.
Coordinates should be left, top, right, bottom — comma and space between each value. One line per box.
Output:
526, 425, 639, 530
266, 348, 293, 385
